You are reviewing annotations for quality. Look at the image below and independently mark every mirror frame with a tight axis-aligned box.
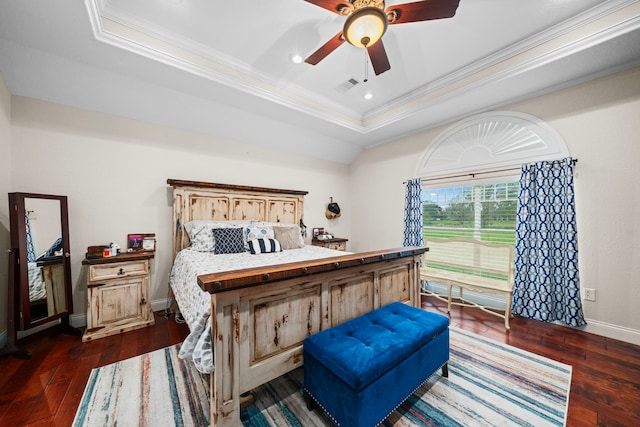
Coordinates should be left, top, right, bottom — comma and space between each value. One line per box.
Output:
8, 192, 74, 330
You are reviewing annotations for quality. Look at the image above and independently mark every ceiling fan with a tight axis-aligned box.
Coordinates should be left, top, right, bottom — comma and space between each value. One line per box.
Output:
304, 0, 460, 76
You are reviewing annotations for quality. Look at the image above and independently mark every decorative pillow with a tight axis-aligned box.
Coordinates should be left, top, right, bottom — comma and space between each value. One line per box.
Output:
185, 220, 245, 252
248, 238, 282, 254
212, 228, 246, 254
245, 224, 274, 242
273, 225, 305, 249
186, 227, 215, 252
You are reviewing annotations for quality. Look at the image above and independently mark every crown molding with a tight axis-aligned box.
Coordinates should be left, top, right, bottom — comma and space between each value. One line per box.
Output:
85, 0, 366, 132
362, 0, 640, 130
85, 0, 640, 136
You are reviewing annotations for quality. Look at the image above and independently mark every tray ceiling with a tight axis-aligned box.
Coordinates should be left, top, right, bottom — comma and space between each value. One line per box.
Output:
1, 0, 639, 163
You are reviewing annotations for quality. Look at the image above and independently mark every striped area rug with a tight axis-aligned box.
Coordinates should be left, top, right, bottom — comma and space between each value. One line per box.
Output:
73, 328, 571, 426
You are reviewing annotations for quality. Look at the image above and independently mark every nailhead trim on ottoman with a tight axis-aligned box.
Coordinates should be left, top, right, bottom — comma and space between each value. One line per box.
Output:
303, 302, 449, 427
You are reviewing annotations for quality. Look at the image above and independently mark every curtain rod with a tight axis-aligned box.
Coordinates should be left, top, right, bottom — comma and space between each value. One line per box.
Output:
405, 158, 578, 184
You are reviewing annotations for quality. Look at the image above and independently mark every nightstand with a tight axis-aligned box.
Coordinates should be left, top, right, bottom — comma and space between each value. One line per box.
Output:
82, 252, 155, 342
312, 237, 348, 251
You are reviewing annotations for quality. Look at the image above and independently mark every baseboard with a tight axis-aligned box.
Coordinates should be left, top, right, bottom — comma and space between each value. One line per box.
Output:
69, 313, 86, 329
423, 282, 640, 346
151, 297, 171, 314
581, 318, 640, 346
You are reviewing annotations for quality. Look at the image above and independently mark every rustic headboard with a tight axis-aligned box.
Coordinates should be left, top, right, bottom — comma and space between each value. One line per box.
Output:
167, 179, 308, 257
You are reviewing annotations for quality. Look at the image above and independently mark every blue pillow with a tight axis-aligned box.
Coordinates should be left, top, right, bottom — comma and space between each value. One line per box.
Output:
213, 228, 245, 254
248, 238, 282, 254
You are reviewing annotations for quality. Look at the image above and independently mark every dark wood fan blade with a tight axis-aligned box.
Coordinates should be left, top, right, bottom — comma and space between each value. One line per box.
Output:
305, 32, 345, 65
386, 0, 460, 25
367, 40, 391, 75
304, 0, 354, 15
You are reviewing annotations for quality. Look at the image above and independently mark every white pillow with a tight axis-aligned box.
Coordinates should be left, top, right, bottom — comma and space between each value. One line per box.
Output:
184, 220, 246, 252
245, 223, 274, 242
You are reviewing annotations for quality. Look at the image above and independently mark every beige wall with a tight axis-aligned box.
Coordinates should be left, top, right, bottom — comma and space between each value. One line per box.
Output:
350, 66, 640, 344
0, 75, 10, 337
7, 97, 350, 327
3, 67, 639, 346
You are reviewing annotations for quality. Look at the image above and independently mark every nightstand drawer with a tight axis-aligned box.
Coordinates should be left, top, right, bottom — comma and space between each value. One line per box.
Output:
326, 241, 346, 251
88, 259, 148, 282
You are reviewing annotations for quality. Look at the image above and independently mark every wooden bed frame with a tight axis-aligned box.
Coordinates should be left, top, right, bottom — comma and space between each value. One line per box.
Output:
167, 179, 425, 426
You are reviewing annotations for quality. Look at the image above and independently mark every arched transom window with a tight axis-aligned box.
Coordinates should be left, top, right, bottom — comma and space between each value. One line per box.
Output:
416, 111, 570, 245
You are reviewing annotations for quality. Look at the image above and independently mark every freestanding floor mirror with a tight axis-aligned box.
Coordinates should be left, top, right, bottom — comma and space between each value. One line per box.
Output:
1, 192, 79, 359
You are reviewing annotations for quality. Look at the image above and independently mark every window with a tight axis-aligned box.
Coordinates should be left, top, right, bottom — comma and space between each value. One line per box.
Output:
416, 112, 570, 302
423, 180, 519, 246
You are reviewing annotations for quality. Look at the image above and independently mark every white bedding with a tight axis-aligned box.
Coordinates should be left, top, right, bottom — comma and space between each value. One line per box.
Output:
28, 262, 46, 302
169, 245, 347, 373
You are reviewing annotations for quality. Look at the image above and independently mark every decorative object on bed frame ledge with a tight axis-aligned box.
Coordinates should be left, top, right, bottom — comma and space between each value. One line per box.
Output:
325, 197, 341, 219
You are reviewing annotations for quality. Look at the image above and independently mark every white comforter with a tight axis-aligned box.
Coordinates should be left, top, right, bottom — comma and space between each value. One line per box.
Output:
169, 245, 346, 373
28, 262, 46, 302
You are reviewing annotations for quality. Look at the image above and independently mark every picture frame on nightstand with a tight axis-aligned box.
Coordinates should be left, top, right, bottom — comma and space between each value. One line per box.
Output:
128, 233, 156, 252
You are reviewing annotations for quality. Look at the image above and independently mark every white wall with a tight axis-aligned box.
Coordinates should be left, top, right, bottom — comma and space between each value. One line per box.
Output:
350, 66, 640, 344
8, 97, 351, 326
0, 74, 10, 337
4, 67, 639, 346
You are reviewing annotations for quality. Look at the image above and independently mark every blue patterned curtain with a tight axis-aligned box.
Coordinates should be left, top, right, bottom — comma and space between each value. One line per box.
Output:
512, 157, 586, 327
25, 213, 36, 262
403, 178, 424, 247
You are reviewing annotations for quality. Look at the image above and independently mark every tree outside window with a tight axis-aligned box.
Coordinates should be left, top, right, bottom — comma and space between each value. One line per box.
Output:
423, 181, 518, 245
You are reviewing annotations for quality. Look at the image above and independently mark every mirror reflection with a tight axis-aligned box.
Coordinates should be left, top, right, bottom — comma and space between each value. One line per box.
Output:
3, 192, 78, 358
25, 197, 66, 321
8, 192, 75, 332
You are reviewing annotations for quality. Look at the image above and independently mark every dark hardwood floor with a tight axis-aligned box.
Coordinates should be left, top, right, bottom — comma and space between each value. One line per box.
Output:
1, 299, 638, 426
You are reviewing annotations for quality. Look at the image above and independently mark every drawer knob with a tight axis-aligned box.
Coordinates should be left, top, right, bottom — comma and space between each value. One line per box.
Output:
117, 268, 125, 276
140, 298, 147, 306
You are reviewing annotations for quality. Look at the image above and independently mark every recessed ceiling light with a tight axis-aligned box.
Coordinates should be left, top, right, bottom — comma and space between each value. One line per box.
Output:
363, 93, 374, 100
290, 54, 303, 64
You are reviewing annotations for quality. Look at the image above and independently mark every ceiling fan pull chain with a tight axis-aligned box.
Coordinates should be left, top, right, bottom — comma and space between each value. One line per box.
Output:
364, 49, 369, 83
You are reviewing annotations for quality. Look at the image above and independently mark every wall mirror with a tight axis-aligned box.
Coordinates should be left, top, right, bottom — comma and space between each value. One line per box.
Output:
2, 192, 78, 358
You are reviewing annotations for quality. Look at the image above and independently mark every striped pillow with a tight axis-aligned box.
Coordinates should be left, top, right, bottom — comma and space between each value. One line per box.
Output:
248, 238, 282, 254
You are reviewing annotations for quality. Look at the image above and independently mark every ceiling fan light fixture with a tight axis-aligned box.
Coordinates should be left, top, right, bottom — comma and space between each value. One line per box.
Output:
343, 7, 388, 48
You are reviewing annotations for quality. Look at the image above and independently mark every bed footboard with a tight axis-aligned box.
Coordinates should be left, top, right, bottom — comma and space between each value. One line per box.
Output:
199, 246, 425, 426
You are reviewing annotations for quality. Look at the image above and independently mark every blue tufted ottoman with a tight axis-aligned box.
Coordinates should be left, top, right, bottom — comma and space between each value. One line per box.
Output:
303, 302, 449, 427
